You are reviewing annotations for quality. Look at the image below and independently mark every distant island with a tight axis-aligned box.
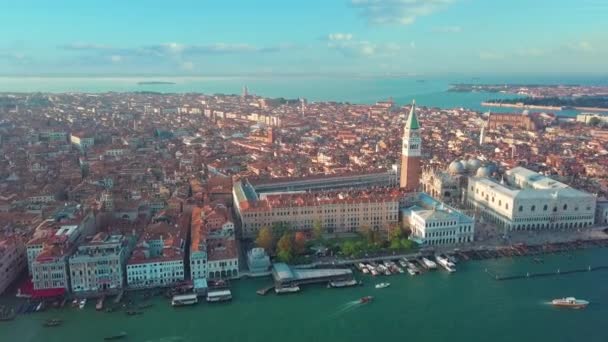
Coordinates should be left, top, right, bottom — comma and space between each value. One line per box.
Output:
137, 81, 176, 85
483, 96, 608, 112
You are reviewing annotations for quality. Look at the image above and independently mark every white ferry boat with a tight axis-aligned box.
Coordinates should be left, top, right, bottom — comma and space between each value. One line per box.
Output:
172, 294, 198, 307
421, 257, 437, 270
207, 290, 232, 303
275, 285, 301, 294
551, 297, 589, 309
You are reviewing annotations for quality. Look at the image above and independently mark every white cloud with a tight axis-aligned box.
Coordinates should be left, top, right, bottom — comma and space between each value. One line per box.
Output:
328, 33, 353, 41
432, 25, 462, 33
326, 34, 401, 57
479, 51, 504, 60
180, 61, 195, 71
565, 41, 594, 53
350, 0, 455, 25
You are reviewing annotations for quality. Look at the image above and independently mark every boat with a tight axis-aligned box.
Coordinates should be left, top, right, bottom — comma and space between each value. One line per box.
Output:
275, 285, 301, 294
96, 297, 105, 311
137, 303, 154, 310
104, 332, 127, 340
421, 257, 437, 270
551, 297, 589, 309
375, 282, 390, 289
328, 279, 360, 288
171, 294, 198, 307
359, 296, 374, 304
125, 310, 143, 316
207, 290, 232, 302
435, 255, 456, 272
71, 299, 79, 308
361, 268, 370, 274
407, 268, 417, 276
398, 260, 408, 268
447, 254, 459, 264
78, 298, 87, 310
35, 302, 44, 312
0, 307, 16, 321
43, 319, 63, 327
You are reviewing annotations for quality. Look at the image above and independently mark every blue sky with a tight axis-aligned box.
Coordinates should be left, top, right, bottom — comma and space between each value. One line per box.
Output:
0, 0, 607, 76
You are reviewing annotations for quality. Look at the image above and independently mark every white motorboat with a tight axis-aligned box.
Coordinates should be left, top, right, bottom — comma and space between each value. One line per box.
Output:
375, 282, 390, 289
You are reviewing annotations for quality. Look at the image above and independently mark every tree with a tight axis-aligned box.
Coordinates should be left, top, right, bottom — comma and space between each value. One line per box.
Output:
588, 116, 601, 127
293, 231, 307, 255
388, 224, 404, 242
341, 240, 357, 257
276, 233, 294, 262
312, 220, 324, 241
360, 225, 377, 244
255, 226, 274, 253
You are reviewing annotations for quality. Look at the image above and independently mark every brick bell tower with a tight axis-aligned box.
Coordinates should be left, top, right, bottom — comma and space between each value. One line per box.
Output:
400, 100, 421, 190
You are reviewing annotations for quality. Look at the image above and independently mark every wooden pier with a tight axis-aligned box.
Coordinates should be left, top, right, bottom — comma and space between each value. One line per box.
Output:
485, 265, 608, 281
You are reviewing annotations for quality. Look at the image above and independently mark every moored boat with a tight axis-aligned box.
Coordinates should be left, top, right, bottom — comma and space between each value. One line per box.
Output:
171, 294, 198, 307
421, 257, 437, 270
78, 298, 87, 310
551, 297, 589, 309
275, 285, 300, 294
96, 296, 105, 311
435, 255, 456, 272
207, 290, 232, 302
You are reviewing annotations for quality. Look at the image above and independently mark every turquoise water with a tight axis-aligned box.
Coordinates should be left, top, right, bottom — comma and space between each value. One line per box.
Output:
2, 247, 608, 342
2, 75, 607, 115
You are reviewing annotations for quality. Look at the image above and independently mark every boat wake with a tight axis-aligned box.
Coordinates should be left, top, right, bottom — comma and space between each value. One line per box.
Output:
328, 300, 363, 318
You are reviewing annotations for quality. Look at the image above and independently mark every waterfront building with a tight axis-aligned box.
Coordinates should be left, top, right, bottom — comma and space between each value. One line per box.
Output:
247, 248, 271, 274
596, 200, 608, 225
190, 204, 238, 280
234, 179, 401, 238
126, 215, 188, 289
576, 113, 608, 125
69, 232, 129, 294
402, 193, 474, 245
0, 236, 27, 295
466, 167, 597, 231
400, 100, 422, 190
31, 226, 78, 292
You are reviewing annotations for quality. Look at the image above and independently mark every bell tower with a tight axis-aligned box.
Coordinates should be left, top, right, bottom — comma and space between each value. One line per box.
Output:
400, 100, 421, 190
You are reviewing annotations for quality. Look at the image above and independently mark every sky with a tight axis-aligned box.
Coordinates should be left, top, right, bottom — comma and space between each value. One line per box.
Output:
0, 0, 607, 76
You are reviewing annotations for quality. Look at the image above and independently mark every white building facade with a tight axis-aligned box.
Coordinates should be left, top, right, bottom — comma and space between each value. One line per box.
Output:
467, 167, 596, 231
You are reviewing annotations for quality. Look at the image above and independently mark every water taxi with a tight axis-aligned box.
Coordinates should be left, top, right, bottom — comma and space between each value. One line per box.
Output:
551, 297, 589, 309
78, 298, 87, 310
375, 282, 390, 289
171, 294, 198, 307
96, 296, 105, 311
359, 296, 374, 304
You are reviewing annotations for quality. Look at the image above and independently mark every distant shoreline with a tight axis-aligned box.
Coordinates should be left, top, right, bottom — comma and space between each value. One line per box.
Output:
481, 102, 608, 112
137, 81, 176, 85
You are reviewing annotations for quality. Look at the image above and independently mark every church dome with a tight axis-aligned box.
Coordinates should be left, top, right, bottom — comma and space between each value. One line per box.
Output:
476, 166, 492, 178
466, 158, 482, 172
448, 160, 465, 175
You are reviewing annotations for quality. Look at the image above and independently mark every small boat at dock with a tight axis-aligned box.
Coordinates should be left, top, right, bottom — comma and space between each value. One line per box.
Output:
171, 294, 198, 307
78, 298, 87, 310
435, 255, 456, 273
104, 332, 127, 340
421, 257, 437, 270
96, 297, 105, 311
